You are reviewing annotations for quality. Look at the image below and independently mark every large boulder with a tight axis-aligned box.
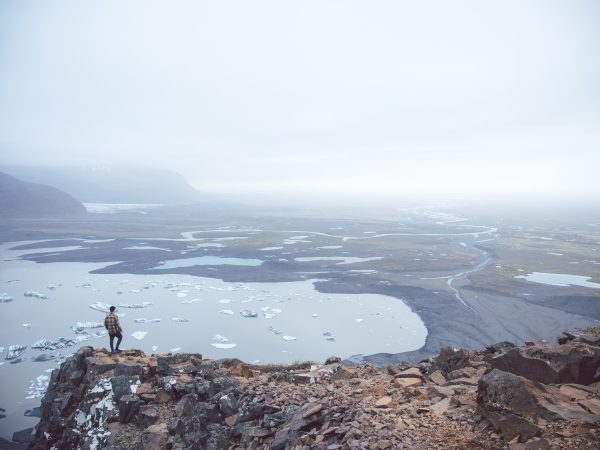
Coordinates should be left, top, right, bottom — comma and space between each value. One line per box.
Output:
490, 341, 600, 385
478, 369, 600, 441
431, 347, 475, 376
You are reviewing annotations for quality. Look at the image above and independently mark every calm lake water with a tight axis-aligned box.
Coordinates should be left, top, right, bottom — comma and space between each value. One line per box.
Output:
515, 272, 600, 288
0, 240, 426, 439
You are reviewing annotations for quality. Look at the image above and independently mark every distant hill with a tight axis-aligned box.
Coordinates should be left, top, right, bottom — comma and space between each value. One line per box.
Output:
0, 165, 204, 204
0, 171, 86, 216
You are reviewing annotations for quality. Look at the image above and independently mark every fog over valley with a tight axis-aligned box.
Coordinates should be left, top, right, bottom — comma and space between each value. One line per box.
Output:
1, 1, 599, 448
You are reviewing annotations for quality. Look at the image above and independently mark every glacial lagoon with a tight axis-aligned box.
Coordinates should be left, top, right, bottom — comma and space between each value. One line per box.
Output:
0, 240, 426, 439
515, 272, 600, 289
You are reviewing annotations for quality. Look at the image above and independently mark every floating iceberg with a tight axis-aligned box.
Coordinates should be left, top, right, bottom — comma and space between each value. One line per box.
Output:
152, 345, 158, 352
71, 321, 103, 333
133, 318, 161, 323
74, 330, 108, 342
211, 334, 237, 349
131, 331, 148, 340
33, 353, 56, 362
6, 345, 27, 360
0, 293, 13, 302
169, 347, 182, 353
323, 331, 336, 341
268, 326, 282, 335
26, 372, 51, 399
176, 292, 187, 298
118, 302, 152, 309
172, 317, 189, 323
355, 318, 364, 323
23, 323, 32, 328
218, 299, 232, 304
24, 291, 47, 300
282, 336, 297, 341
219, 309, 234, 315
181, 298, 202, 304
46, 284, 57, 290
240, 309, 258, 318
32, 338, 76, 351
89, 302, 112, 313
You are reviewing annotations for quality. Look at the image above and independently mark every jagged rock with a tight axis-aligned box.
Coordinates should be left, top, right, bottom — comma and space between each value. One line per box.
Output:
428, 370, 446, 385
156, 353, 202, 375
395, 367, 424, 379
114, 361, 145, 378
111, 375, 141, 400
393, 377, 422, 388
430, 398, 451, 416
138, 404, 159, 428
12, 427, 34, 443
140, 423, 168, 450
375, 396, 393, 408
490, 342, 600, 385
484, 341, 517, 355
118, 394, 144, 423
218, 392, 239, 416
325, 356, 342, 365
432, 347, 475, 375
208, 376, 240, 398
270, 402, 322, 450
478, 369, 600, 441
29, 339, 600, 450
508, 437, 552, 450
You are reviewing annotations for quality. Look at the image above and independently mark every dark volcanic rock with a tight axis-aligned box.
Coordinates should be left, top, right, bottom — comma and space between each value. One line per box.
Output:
490, 341, 600, 385
29, 335, 600, 450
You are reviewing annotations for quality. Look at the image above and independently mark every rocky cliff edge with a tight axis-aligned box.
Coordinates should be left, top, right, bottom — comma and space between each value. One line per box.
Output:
26, 331, 600, 449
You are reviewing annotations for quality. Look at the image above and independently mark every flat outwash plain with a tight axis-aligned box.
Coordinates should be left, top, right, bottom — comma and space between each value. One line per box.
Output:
0, 202, 599, 443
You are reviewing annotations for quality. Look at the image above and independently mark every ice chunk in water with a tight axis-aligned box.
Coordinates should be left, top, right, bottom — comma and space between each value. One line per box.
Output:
131, 331, 148, 340
218, 299, 232, 304
211, 334, 237, 349
355, 318, 364, 323
6, 345, 27, 360
118, 302, 152, 309
282, 336, 297, 341
24, 291, 47, 300
219, 309, 234, 315
33, 353, 55, 362
169, 347, 182, 353
181, 298, 202, 304
176, 292, 187, 298
89, 302, 112, 313
71, 321, 103, 333
32, 338, 76, 351
312, 314, 319, 318
323, 331, 336, 341
152, 346, 158, 352
268, 326, 282, 335
240, 310, 258, 318
134, 318, 161, 323
46, 284, 57, 290
26, 373, 51, 399
172, 317, 189, 322
0, 293, 14, 302
23, 323, 32, 328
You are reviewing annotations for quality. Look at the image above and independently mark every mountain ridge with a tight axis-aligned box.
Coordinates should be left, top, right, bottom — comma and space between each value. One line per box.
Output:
0, 171, 86, 217
0, 165, 204, 204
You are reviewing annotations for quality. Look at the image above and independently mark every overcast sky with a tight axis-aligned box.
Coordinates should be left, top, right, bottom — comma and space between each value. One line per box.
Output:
0, 1, 598, 199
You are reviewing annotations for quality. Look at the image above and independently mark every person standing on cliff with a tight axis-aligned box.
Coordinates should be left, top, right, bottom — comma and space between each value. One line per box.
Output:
104, 306, 123, 353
